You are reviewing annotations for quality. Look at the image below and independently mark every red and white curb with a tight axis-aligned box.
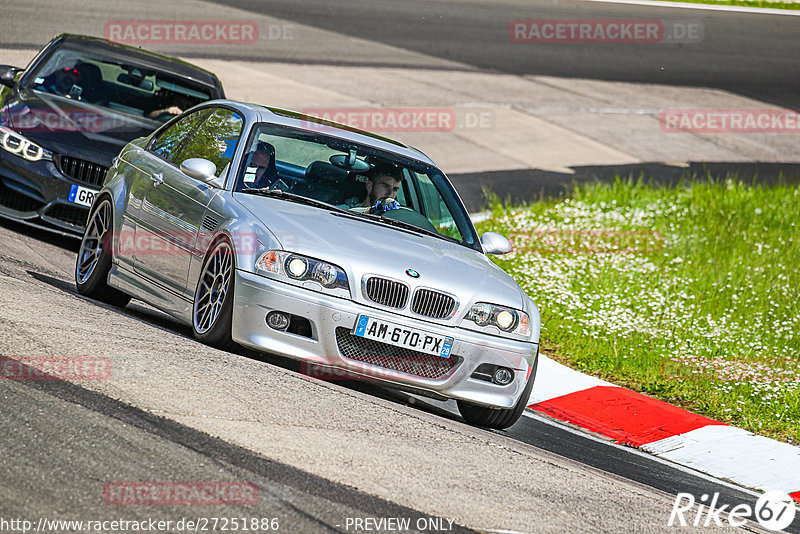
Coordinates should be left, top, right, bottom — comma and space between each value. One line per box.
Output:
524, 354, 800, 503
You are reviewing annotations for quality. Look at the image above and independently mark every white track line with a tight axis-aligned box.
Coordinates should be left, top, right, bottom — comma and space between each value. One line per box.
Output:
527, 354, 614, 404
643, 426, 800, 493
582, 0, 800, 16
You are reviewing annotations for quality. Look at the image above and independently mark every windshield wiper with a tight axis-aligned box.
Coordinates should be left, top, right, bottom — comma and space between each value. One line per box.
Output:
239, 188, 346, 212
355, 211, 454, 242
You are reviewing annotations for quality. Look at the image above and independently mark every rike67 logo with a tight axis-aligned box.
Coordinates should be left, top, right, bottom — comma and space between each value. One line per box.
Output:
669, 491, 797, 531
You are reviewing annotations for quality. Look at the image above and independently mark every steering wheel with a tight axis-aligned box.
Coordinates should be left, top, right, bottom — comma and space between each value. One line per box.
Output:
382, 207, 438, 233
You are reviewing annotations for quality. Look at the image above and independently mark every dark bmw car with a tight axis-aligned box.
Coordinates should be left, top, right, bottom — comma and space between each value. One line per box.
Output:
0, 34, 225, 237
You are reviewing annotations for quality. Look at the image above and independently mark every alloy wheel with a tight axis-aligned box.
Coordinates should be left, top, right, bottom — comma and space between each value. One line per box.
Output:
76, 200, 111, 284
193, 241, 234, 334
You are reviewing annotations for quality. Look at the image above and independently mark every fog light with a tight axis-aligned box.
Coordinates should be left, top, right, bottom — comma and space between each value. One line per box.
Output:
493, 367, 514, 386
266, 311, 290, 331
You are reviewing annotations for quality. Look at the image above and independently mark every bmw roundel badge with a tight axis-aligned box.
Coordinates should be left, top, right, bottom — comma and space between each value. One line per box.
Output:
406, 269, 420, 278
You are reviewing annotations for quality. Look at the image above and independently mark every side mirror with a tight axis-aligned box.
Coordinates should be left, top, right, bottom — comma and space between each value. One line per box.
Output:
180, 158, 217, 182
0, 65, 22, 88
481, 232, 512, 255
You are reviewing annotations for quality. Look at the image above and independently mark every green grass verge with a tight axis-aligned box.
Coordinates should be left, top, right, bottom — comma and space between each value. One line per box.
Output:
477, 176, 800, 444
657, 0, 800, 10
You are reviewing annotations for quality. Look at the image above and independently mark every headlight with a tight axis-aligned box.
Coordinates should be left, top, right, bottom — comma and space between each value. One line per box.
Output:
470, 302, 492, 326
255, 250, 349, 292
312, 262, 338, 286
286, 256, 309, 278
466, 302, 530, 337
0, 126, 53, 162
495, 309, 517, 330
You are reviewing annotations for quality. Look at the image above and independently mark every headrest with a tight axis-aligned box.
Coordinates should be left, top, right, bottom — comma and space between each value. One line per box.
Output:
305, 161, 347, 184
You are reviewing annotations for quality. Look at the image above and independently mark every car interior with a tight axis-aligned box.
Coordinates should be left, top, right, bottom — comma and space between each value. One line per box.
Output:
235, 135, 461, 240
30, 49, 213, 121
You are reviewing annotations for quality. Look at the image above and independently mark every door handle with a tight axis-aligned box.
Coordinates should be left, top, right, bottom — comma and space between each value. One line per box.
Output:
150, 172, 164, 186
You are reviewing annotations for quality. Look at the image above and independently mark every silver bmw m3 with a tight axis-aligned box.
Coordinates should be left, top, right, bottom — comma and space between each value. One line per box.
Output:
75, 100, 540, 429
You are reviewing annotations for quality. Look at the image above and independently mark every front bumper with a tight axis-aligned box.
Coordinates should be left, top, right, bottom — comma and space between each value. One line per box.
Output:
232, 269, 538, 409
0, 151, 97, 236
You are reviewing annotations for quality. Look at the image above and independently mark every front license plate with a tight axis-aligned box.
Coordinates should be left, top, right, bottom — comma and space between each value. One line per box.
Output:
68, 184, 98, 208
353, 315, 454, 358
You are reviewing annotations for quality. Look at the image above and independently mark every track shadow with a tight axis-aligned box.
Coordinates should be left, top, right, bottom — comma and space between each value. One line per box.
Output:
449, 161, 800, 212
0, 216, 80, 253
26, 270, 75, 294
25, 268, 195, 337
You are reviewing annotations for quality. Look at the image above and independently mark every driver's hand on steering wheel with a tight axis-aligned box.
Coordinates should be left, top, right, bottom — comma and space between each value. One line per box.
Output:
367, 198, 400, 215
147, 106, 183, 119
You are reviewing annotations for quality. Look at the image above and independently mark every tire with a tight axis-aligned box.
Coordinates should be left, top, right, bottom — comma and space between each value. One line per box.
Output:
75, 196, 131, 308
457, 352, 539, 430
192, 238, 238, 351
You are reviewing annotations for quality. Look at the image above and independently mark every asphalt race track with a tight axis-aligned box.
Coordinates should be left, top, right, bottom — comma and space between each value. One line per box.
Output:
1, 372, 475, 533
0, 215, 787, 533
208, 0, 800, 108
0, 218, 734, 533
1, 0, 799, 532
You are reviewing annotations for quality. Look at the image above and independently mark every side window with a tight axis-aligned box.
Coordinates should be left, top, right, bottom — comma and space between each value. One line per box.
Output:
175, 108, 244, 178
149, 108, 212, 164
398, 169, 418, 211
416, 172, 463, 241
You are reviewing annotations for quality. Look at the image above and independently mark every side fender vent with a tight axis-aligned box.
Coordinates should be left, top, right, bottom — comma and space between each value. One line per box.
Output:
201, 215, 219, 232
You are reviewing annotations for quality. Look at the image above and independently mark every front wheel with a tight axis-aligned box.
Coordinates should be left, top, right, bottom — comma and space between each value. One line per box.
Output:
457, 354, 538, 430
75, 197, 131, 307
192, 238, 237, 351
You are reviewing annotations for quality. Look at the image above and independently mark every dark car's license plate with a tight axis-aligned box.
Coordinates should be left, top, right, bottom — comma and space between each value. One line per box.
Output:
68, 184, 98, 208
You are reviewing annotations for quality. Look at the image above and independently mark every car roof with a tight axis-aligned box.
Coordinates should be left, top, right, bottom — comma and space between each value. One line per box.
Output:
230, 102, 437, 166
50, 33, 223, 92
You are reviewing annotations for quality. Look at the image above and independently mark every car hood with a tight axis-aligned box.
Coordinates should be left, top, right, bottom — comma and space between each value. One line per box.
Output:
1, 89, 159, 166
234, 194, 525, 314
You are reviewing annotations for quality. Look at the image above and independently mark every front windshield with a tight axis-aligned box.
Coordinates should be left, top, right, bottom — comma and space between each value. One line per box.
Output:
27, 46, 214, 123
235, 123, 477, 248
